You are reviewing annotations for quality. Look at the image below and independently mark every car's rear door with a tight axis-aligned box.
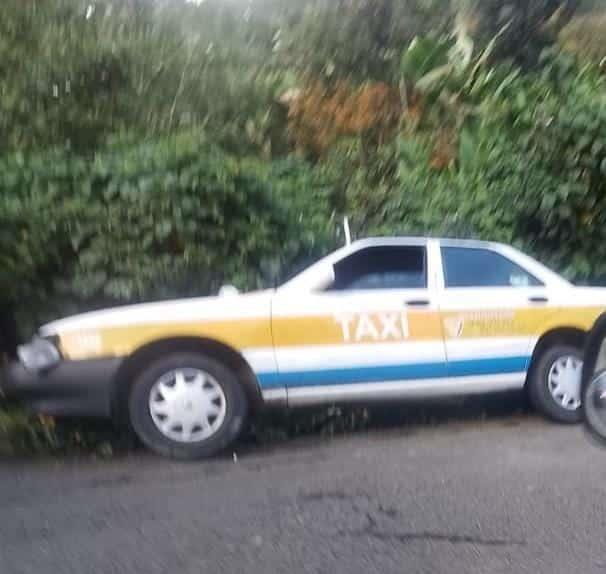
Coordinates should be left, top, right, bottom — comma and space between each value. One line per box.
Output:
269, 241, 447, 406
437, 242, 553, 388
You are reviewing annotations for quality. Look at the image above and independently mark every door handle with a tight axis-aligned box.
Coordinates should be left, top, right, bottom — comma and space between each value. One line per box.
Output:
528, 296, 549, 304
405, 299, 430, 308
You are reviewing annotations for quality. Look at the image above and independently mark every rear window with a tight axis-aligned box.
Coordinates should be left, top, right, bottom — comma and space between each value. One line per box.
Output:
442, 247, 543, 288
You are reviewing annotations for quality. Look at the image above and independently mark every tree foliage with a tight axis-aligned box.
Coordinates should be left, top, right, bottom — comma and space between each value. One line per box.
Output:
0, 134, 334, 330
559, 10, 606, 65
345, 47, 606, 281
0, 0, 287, 155
288, 81, 402, 158
452, 0, 579, 65
283, 0, 450, 84
2, 0, 606, 338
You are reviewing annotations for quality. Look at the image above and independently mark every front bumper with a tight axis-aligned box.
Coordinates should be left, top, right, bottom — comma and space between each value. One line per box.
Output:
0, 358, 122, 418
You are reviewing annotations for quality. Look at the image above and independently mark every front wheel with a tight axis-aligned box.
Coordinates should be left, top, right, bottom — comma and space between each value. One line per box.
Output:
128, 352, 248, 460
528, 345, 583, 424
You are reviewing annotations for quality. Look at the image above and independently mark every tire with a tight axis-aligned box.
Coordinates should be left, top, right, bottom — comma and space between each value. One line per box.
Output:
581, 313, 606, 387
128, 352, 248, 460
528, 344, 583, 424
583, 369, 606, 445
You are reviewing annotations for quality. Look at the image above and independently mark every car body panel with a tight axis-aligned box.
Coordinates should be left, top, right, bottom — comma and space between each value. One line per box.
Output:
45, 290, 275, 361
270, 288, 447, 400
2, 358, 121, 417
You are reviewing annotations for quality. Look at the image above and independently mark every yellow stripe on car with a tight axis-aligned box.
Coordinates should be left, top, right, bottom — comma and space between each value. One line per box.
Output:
58, 305, 606, 361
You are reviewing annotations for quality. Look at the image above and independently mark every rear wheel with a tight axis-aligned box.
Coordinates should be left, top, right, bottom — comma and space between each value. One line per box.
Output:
528, 344, 583, 424
128, 352, 248, 459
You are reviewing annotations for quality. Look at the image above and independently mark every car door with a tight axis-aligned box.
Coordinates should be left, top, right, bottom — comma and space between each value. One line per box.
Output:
270, 241, 447, 406
437, 242, 554, 387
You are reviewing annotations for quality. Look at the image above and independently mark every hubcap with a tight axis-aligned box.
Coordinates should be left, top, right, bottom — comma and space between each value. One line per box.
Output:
547, 355, 582, 411
149, 368, 227, 443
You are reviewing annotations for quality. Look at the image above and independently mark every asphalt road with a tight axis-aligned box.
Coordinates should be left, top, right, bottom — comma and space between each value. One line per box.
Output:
2, 395, 606, 574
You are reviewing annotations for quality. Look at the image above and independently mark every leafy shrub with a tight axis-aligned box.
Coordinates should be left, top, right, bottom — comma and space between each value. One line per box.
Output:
0, 405, 59, 455
283, 0, 449, 84
344, 48, 606, 282
287, 81, 402, 158
559, 11, 606, 66
0, 0, 288, 156
0, 134, 334, 335
450, 0, 578, 67
0, 402, 125, 457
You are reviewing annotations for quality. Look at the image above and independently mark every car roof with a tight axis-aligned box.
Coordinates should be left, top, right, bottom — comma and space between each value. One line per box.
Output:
350, 236, 506, 250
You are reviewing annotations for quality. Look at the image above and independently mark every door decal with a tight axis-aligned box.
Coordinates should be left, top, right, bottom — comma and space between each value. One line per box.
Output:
334, 312, 410, 343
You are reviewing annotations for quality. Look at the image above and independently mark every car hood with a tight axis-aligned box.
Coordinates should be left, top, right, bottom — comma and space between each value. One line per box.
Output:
39, 290, 274, 337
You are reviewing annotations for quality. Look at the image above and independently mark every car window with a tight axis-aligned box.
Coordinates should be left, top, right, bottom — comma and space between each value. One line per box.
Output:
329, 246, 426, 291
442, 246, 543, 288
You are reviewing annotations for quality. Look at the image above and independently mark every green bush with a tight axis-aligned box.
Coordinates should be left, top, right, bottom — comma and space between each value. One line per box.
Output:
559, 11, 606, 67
343, 50, 606, 282
0, 134, 334, 335
0, 401, 126, 457
0, 0, 289, 156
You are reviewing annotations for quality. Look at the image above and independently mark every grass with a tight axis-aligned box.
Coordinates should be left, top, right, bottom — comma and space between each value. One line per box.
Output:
0, 391, 530, 458
0, 402, 126, 457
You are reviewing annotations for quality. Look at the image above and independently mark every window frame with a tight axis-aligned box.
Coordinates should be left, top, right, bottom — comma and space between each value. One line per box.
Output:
279, 238, 569, 295
440, 245, 544, 290
326, 243, 429, 292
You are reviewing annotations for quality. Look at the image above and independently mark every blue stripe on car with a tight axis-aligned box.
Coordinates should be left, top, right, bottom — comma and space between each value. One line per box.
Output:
257, 356, 530, 389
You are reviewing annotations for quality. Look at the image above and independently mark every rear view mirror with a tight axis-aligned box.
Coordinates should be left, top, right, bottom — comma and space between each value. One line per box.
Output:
218, 284, 240, 297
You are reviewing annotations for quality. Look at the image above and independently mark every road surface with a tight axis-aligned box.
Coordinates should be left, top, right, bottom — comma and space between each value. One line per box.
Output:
1, 394, 606, 574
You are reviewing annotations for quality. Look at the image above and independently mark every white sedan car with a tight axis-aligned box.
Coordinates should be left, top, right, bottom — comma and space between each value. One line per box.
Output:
4, 237, 605, 459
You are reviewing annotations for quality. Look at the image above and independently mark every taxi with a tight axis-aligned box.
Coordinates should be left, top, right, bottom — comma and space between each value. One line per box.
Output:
3, 237, 606, 459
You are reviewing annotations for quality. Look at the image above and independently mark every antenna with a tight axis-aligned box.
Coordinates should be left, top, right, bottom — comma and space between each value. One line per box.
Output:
343, 216, 351, 246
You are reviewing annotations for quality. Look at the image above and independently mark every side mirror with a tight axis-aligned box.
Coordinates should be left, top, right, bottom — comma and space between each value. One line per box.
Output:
218, 284, 240, 297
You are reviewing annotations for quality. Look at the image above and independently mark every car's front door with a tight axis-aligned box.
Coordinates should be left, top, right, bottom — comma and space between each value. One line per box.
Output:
270, 243, 447, 406
437, 243, 554, 388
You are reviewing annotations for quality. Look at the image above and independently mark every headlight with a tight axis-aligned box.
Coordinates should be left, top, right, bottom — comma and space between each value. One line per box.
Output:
17, 336, 61, 372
